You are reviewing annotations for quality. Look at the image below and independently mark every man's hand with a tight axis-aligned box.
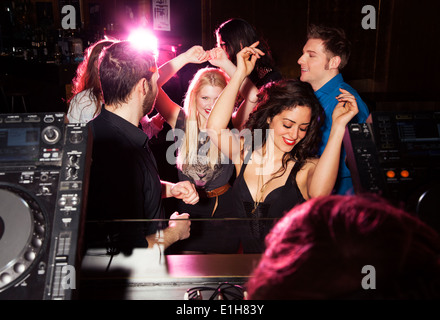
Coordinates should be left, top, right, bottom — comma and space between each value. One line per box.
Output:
170, 181, 199, 205
168, 212, 191, 241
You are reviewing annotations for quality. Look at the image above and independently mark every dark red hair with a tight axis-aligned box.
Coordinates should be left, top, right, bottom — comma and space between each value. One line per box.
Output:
69, 39, 116, 115
247, 194, 440, 299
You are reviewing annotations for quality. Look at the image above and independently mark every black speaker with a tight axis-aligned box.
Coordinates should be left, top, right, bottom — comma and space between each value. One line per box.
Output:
0, 113, 92, 300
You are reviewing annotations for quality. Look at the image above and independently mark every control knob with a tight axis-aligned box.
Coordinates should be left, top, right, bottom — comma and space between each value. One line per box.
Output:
42, 126, 61, 145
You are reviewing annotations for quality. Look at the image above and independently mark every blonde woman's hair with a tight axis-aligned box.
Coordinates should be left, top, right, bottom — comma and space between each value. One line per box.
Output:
177, 67, 229, 170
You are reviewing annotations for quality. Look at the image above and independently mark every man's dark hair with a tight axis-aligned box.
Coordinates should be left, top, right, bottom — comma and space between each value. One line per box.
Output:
307, 25, 351, 70
98, 41, 157, 106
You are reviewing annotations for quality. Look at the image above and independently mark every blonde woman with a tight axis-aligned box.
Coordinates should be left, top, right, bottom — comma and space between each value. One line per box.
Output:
154, 46, 256, 253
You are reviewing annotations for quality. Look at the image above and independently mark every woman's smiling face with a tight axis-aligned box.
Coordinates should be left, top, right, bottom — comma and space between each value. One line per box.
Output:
267, 105, 311, 154
196, 85, 224, 122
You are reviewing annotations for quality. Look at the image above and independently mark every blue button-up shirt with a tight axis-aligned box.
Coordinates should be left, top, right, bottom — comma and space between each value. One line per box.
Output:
315, 74, 370, 194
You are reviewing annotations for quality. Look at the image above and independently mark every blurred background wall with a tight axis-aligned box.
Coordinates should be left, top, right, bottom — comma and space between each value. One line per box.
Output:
1, 0, 439, 114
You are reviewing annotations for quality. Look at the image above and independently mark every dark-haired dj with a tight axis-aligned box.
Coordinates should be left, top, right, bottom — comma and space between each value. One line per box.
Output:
86, 41, 198, 253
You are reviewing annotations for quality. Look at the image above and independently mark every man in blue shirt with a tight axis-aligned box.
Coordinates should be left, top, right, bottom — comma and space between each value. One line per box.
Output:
298, 25, 370, 195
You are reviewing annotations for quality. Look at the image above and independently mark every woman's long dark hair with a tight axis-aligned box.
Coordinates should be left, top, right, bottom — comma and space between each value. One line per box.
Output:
215, 18, 277, 86
245, 79, 325, 176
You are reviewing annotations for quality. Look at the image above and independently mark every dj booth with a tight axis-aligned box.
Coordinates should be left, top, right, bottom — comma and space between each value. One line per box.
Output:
344, 110, 440, 232
0, 112, 259, 300
0, 113, 91, 299
1, 110, 439, 300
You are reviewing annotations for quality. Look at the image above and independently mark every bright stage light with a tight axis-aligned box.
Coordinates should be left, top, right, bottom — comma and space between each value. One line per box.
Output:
127, 28, 158, 56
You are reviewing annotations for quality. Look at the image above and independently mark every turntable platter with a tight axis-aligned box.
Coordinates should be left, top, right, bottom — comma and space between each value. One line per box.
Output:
0, 188, 46, 292
0, 114, 91, 299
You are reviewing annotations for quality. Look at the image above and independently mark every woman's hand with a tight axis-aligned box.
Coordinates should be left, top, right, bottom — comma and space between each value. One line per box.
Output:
208, 47, 230, 68
183, 45, 210, 64
235, 41, 264, 77
307, 89, 359, 199
332, 88, 359, 127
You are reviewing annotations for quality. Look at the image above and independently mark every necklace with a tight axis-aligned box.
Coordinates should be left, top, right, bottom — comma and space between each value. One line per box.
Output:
250, 148, 291, 214
252, 162, 268, 215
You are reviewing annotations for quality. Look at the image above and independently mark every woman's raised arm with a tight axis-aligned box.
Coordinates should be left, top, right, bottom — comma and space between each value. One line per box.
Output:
207, 46, 261, 162
307, 88, 359, 198
209, 43, 262, 130
154, 46, 210, 128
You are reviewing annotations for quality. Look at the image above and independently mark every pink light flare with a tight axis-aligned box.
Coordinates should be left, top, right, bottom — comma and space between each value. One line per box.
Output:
127, 28, 159, 57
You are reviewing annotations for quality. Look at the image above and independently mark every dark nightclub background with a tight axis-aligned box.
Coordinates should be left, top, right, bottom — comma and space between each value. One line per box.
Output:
1, 0, 439, 115
1, 0, 440, 303
1, 0, 439, 223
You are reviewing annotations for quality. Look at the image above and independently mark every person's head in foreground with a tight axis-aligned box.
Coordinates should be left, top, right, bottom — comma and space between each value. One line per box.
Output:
247, 194, 440, 299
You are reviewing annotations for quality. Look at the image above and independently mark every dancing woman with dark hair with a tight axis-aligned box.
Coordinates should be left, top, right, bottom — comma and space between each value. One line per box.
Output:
215, 18, 282, 88
210, 19, 282, 130
207, 46, 359, 253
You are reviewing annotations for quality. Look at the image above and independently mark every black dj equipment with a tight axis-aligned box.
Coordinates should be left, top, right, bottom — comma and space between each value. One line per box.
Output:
344, 111, 440, 229
0, 113, 91, 300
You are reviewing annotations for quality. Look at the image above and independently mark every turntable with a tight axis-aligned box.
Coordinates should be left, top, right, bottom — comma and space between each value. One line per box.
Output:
0, 113, 91, 300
